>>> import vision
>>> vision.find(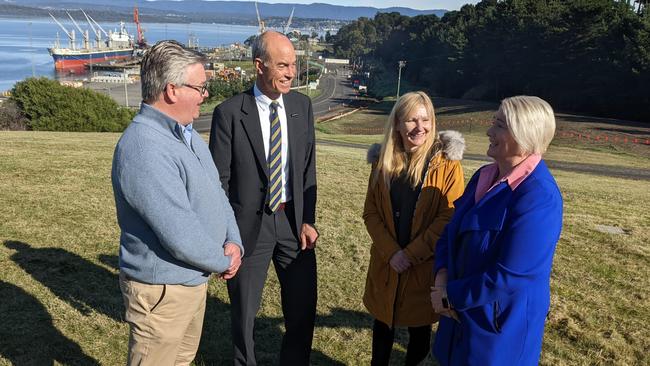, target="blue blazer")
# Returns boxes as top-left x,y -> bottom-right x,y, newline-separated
432,160 -> 563,365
